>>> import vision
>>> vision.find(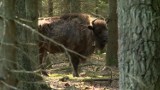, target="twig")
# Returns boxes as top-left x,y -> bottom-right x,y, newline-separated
0,81 -> 19,90
81,78 -> 118,82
